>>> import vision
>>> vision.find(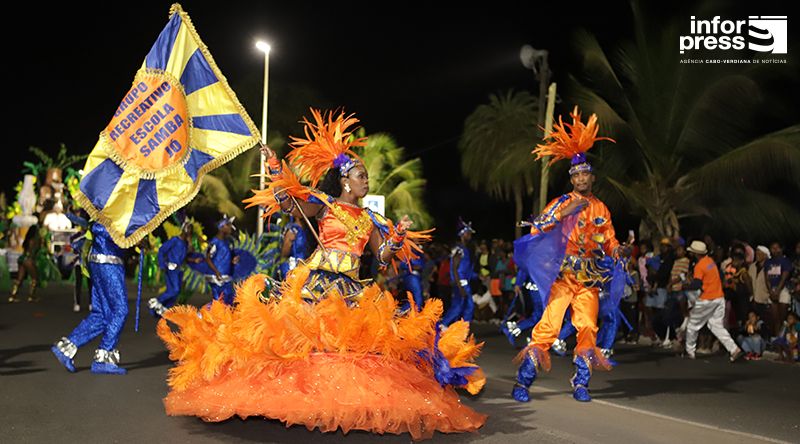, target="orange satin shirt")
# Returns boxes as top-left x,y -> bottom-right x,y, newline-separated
694,256 -> 724,300
533,192 -> 620,259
